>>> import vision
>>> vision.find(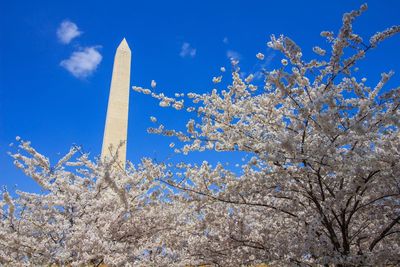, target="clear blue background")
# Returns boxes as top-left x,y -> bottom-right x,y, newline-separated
1,0 -> 399,193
